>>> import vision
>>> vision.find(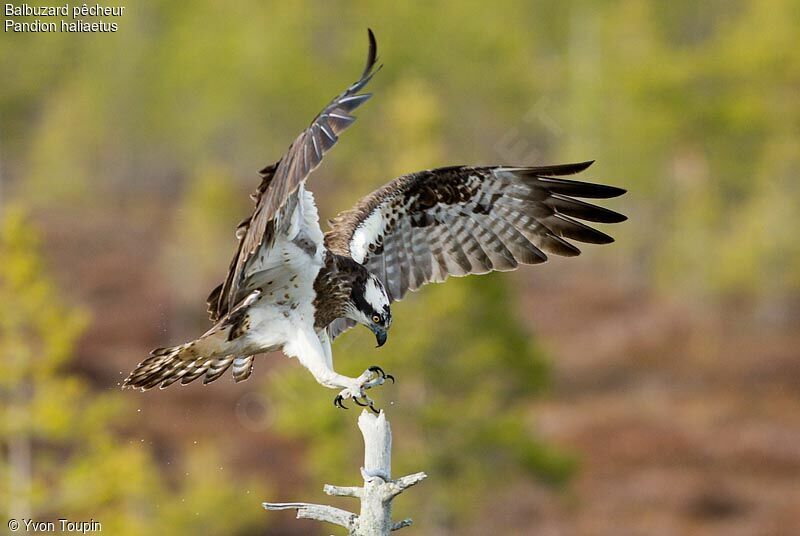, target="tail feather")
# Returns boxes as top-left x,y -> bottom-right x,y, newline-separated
175,356 -> 212,386
161,355 -> 205,388
232,355 -> 255,383
124,289 -> 263,390
203,355 -> 236,384
123,343 -> 189,389
123,337 -> 251,390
